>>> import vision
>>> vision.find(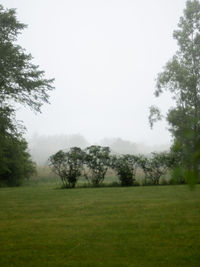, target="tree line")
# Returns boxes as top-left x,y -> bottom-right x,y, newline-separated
49,145 -> 185,188
1,1 -> 200,187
